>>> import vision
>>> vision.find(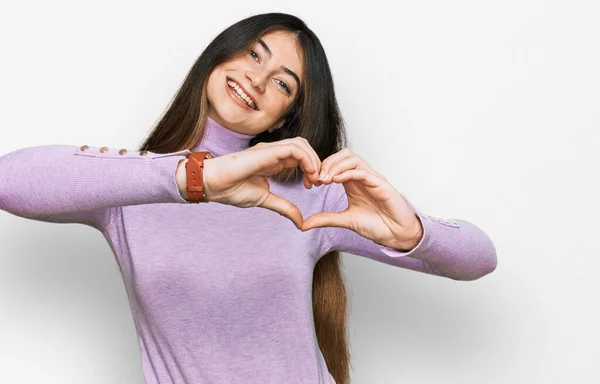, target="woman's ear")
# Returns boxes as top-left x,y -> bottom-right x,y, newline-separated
268,119 -> 285,133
